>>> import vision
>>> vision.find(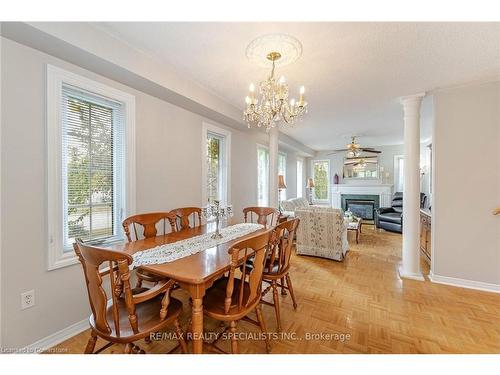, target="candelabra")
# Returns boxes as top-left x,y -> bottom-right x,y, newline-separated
201,200 -> 233,239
